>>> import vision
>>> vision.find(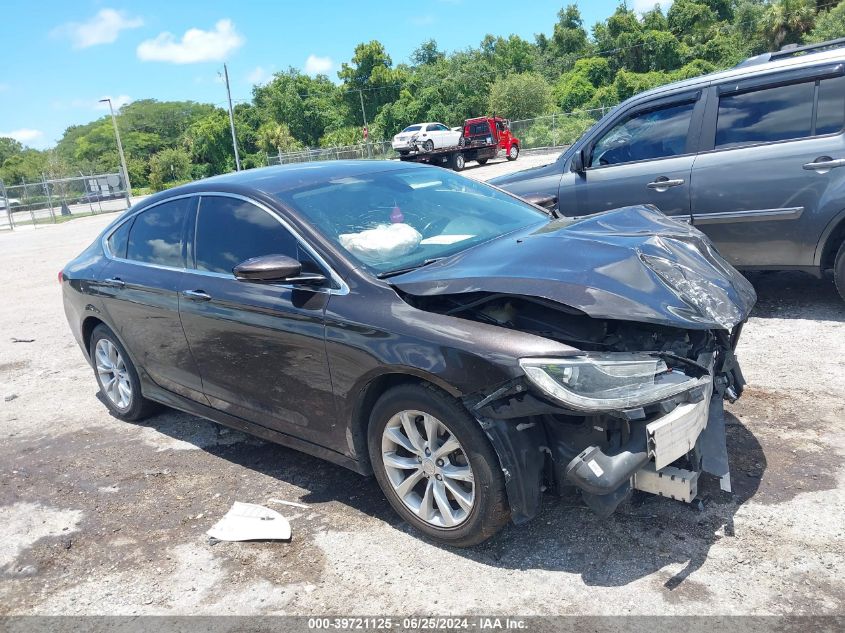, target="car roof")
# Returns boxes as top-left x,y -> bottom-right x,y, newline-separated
156,160 -> 430,199
625,46 -> 845,104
